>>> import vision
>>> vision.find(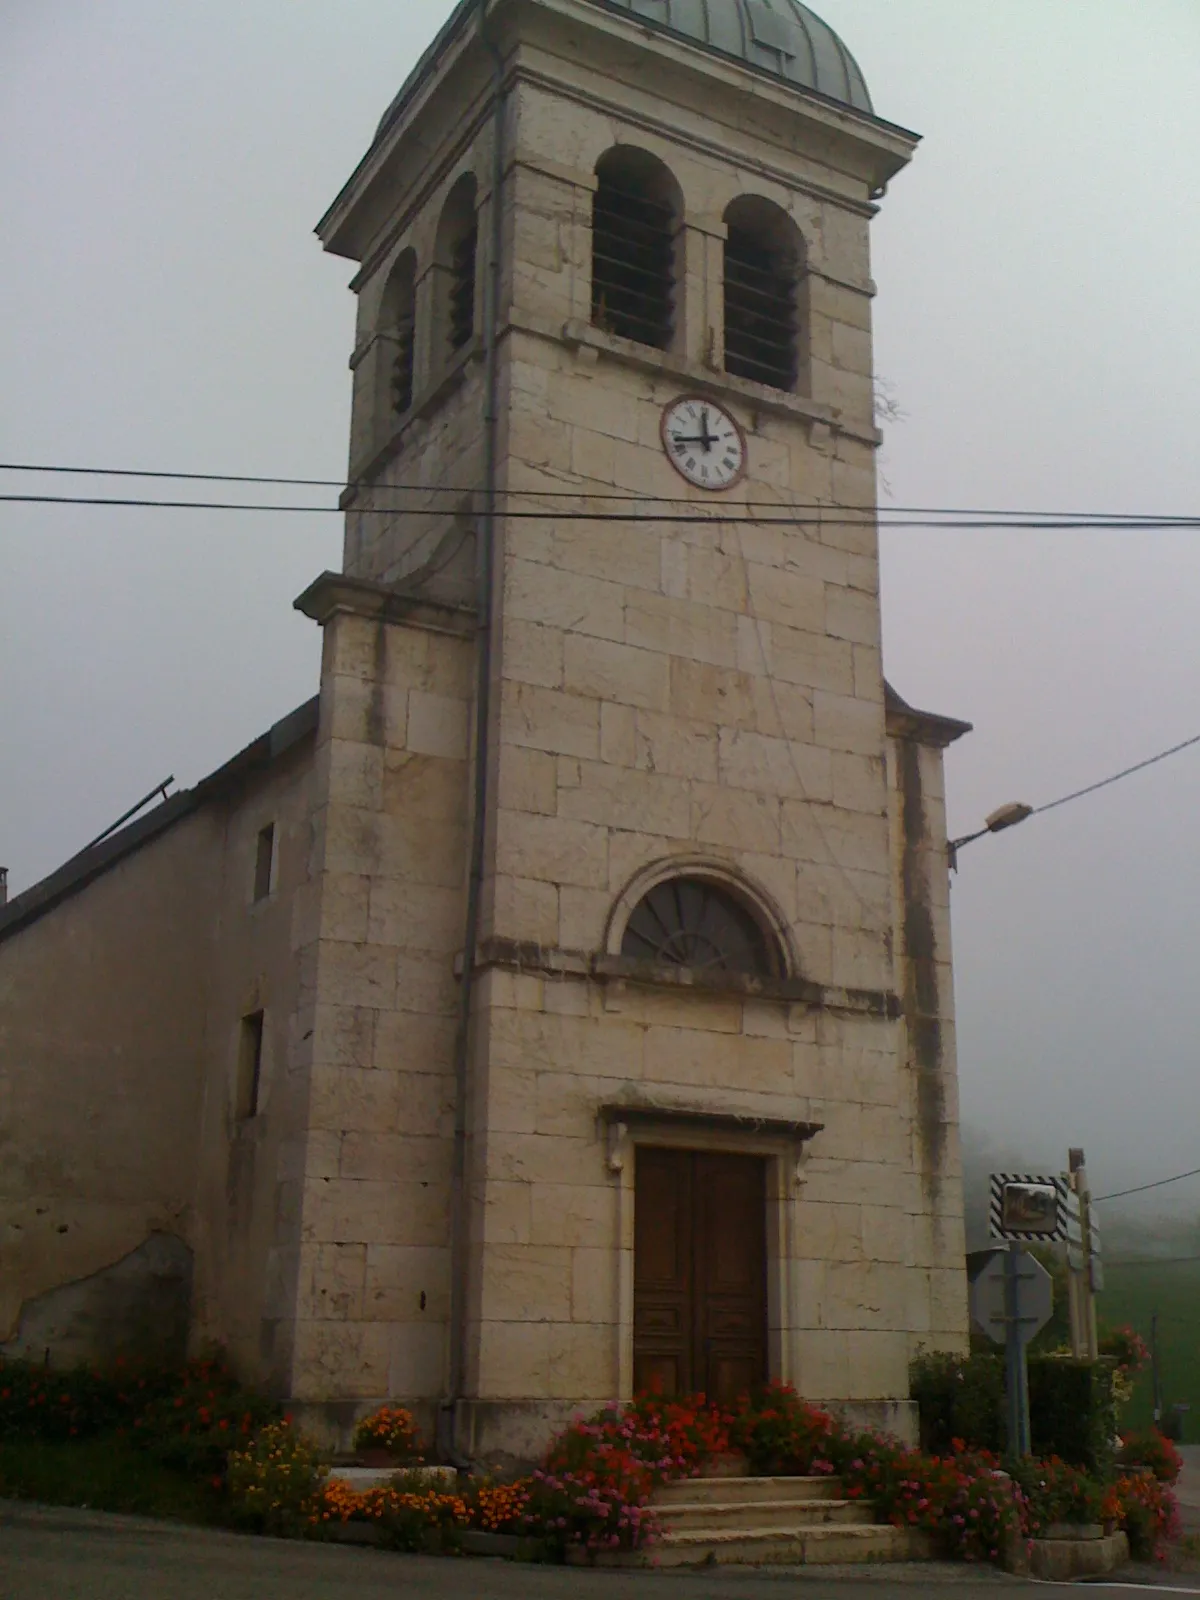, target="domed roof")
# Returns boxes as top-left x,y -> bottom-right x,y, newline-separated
592,0 -> 872,112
